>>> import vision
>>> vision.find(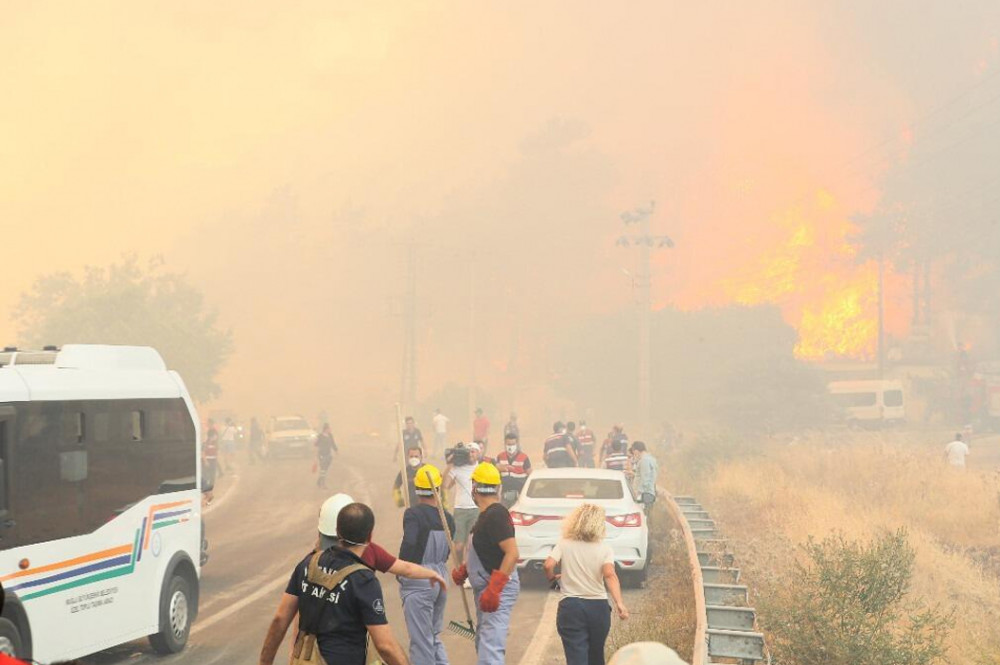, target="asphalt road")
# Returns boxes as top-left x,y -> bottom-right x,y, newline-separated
80,441 -> 646,665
